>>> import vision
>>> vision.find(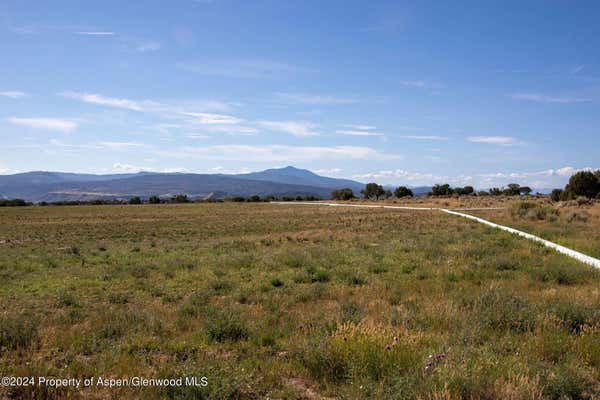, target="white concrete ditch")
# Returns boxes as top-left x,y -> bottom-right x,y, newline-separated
272,201 -> 600,270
